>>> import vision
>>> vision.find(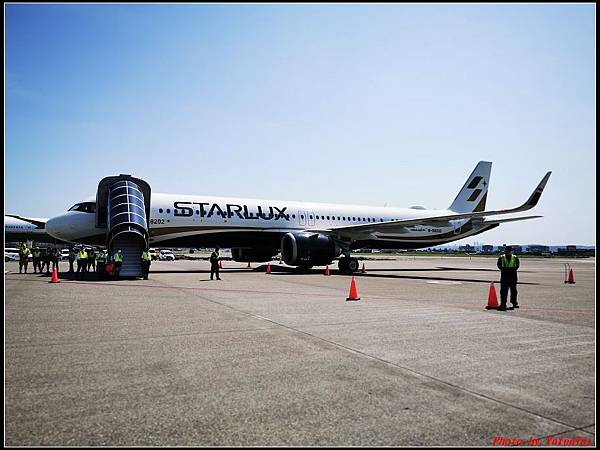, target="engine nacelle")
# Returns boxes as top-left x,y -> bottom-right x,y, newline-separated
231,247 -> 278,263
281,232 -> 339,267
